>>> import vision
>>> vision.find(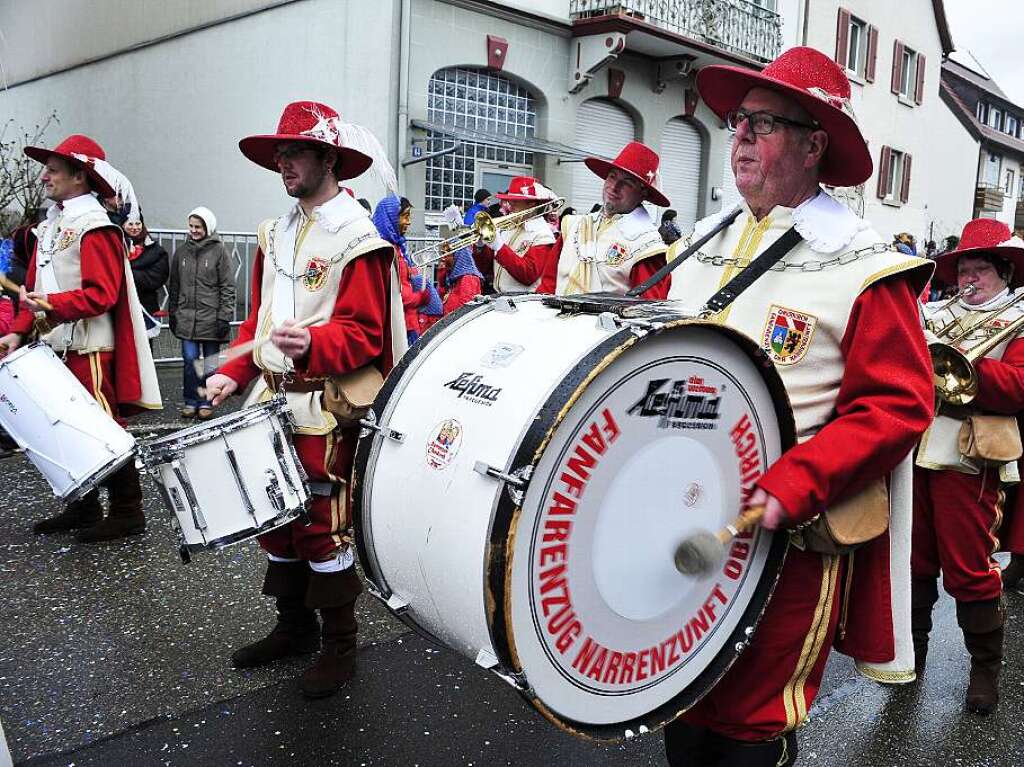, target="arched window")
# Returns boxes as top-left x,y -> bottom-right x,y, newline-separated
572,98 -> 636,212
425,67 -> 537,213
659,117 -> 704,230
